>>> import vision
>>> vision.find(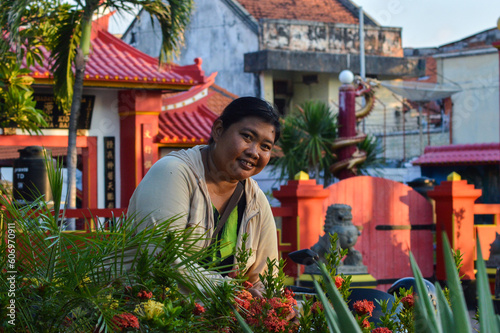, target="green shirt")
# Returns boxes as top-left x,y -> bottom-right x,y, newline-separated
212,204 -> 239,260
